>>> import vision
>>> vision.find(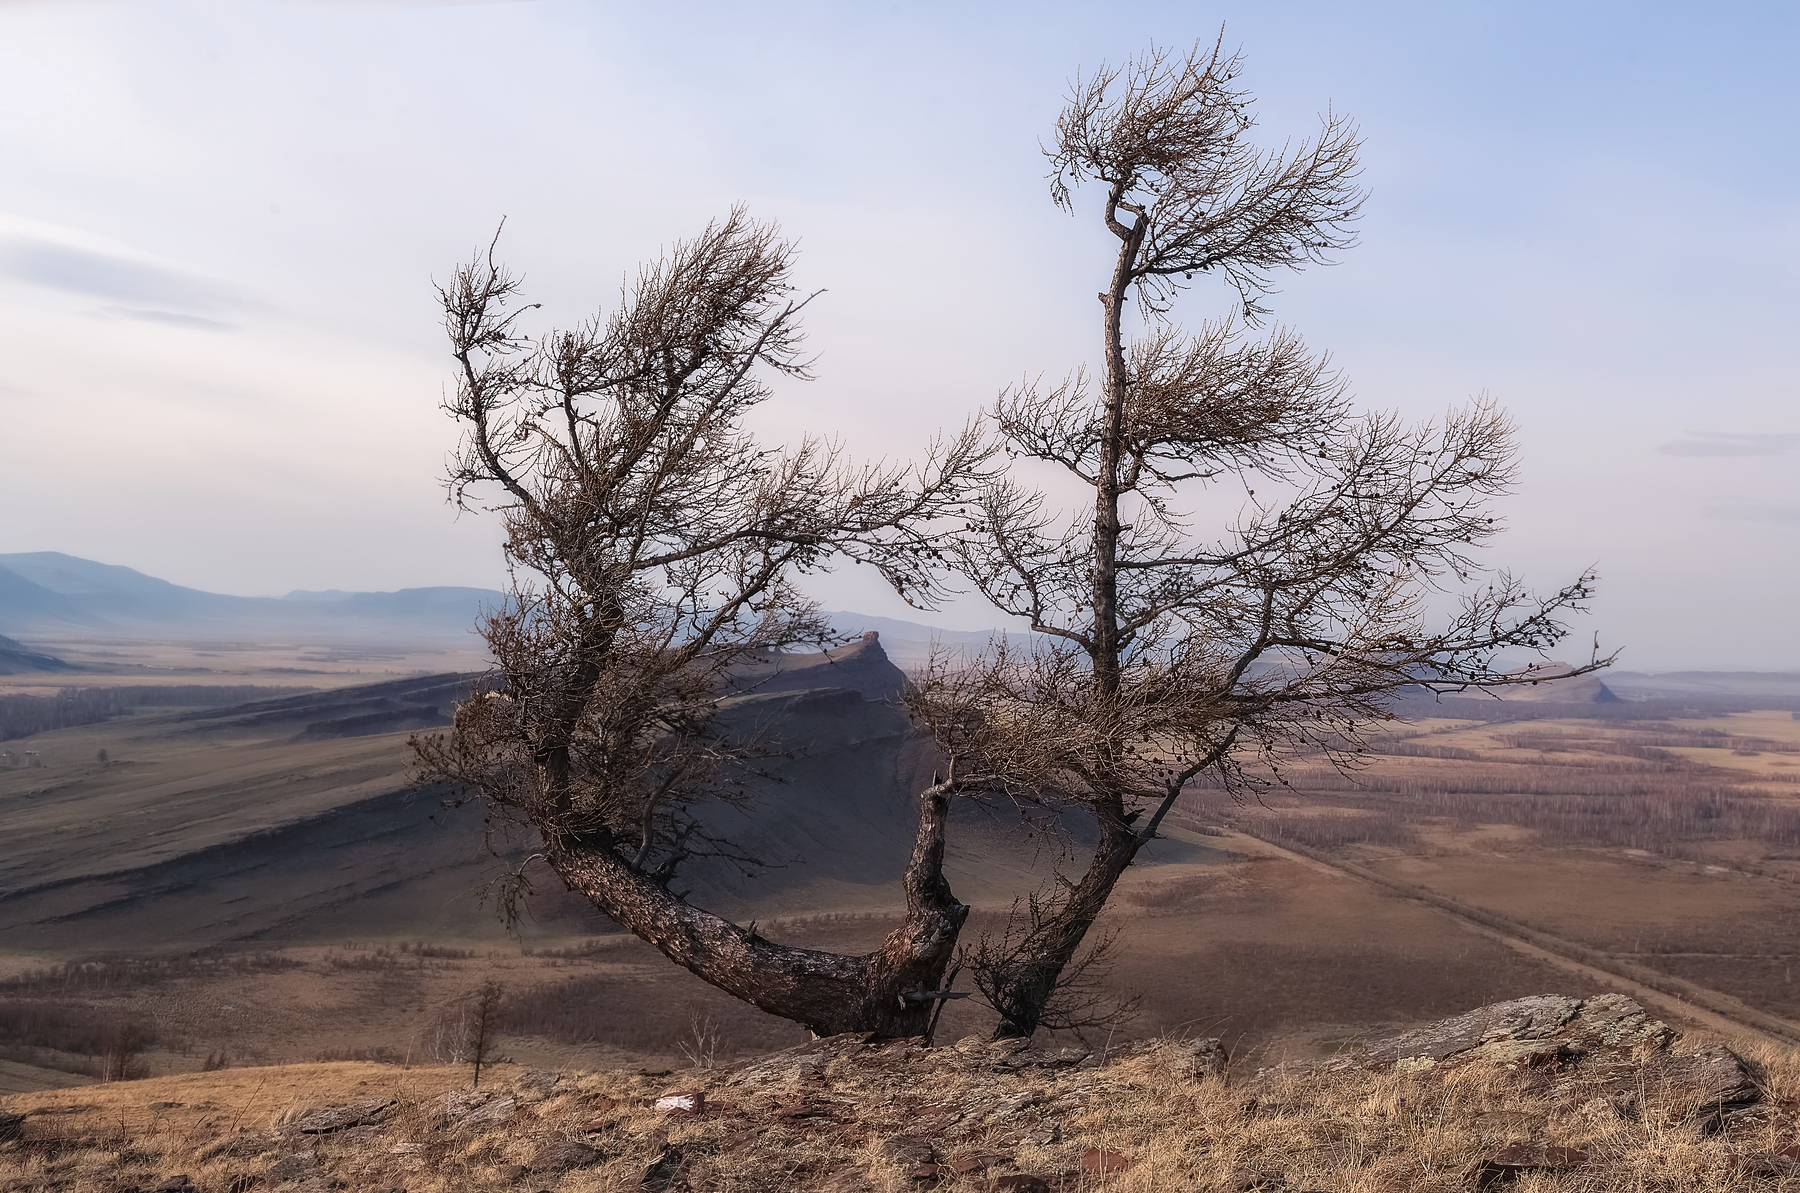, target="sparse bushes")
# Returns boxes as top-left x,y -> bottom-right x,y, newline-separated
312,1045 -> 405,1064
0,1001 -> 155,1079
0,685 -> 313,742
322,942 -> 476,970
416,980 -> 506,1085
519,937 -> 620,960
1233,810 -> 1421,852
0,951 -> 301,995
676,1010 -> 725,1069
1114,872 -> 1235,913
417,1002 -> 478,1066
1191,755 -> 1800,856
97,1022 -> 149,1082
499,973 -> 805,1060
